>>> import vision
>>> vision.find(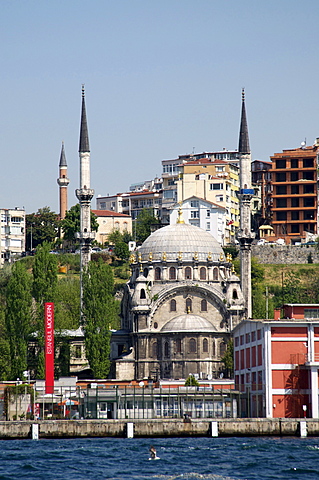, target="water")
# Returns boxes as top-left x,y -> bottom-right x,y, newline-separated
1,436 -> 319,480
